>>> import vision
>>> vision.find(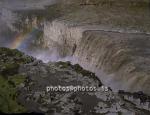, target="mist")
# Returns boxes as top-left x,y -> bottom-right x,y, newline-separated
0,0 -> 63,63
